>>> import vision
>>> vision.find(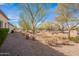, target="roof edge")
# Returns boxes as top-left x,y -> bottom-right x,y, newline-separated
0,10 -> 9,20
